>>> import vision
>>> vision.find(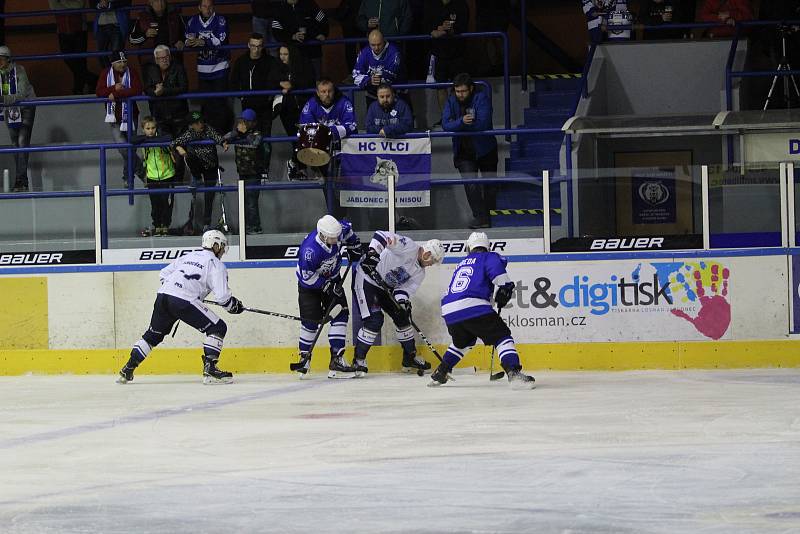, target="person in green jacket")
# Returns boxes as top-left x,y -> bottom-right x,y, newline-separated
140,116 -> 177,236
357,0 -> 412,37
